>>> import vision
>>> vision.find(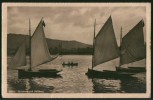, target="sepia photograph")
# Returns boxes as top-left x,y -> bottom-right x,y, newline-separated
2,3 -> 151,98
